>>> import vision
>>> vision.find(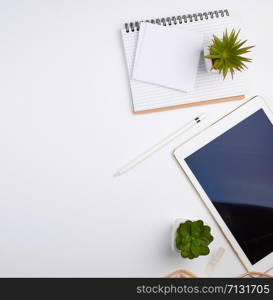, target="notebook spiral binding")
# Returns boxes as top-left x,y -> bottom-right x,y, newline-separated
125,9 -> 229,33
